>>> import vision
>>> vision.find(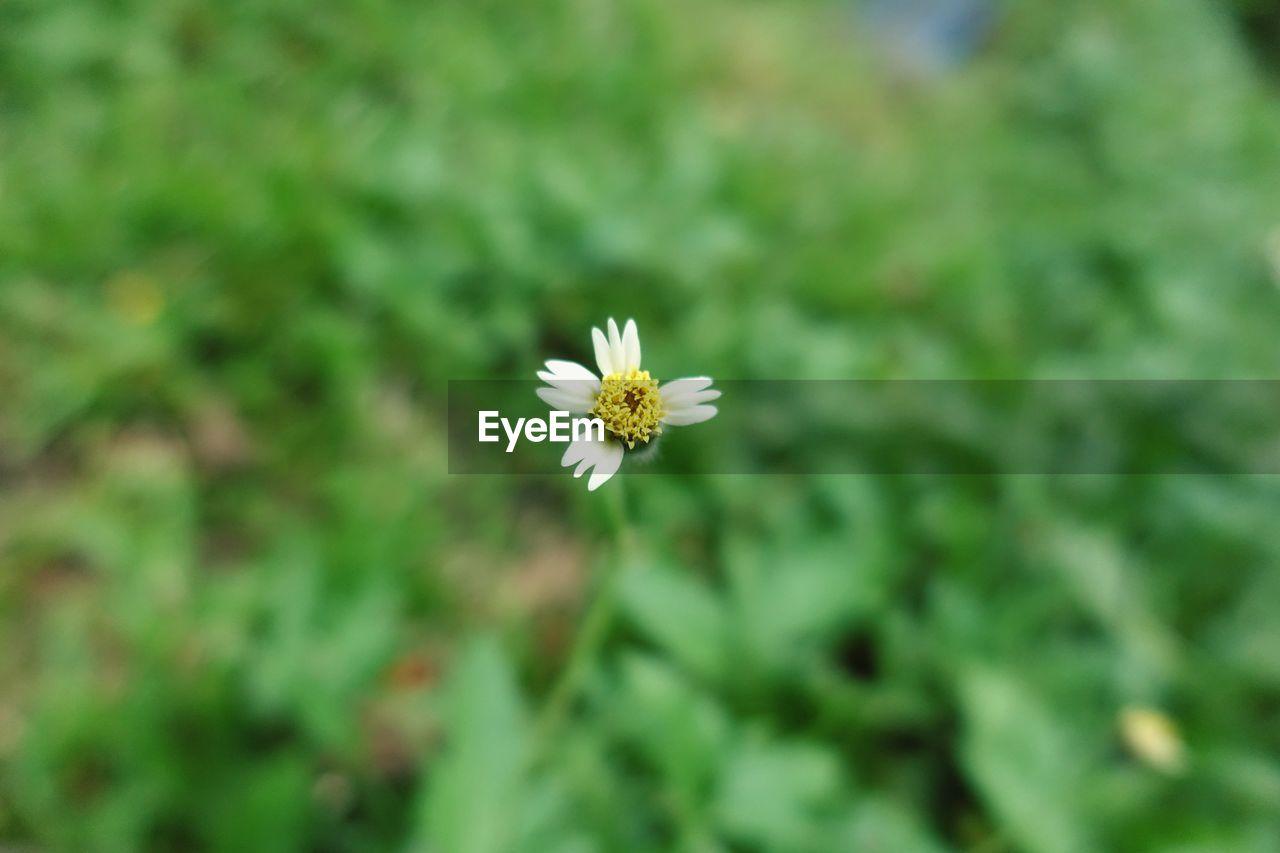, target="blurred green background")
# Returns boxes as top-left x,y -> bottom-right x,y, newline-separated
3,0 -> 1280,850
